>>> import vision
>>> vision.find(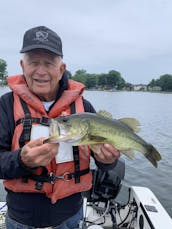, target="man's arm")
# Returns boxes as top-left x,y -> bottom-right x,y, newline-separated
0,93 -> 32,179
